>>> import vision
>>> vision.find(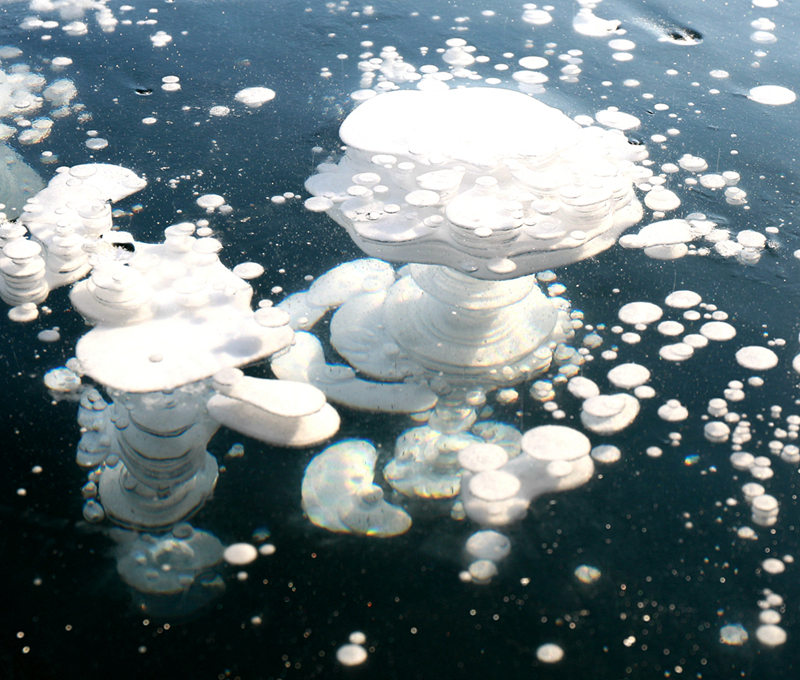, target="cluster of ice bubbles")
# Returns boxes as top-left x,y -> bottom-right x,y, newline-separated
2,12 -> 799,660
0,46 -> 82,226
1,160 -> 341,600
294,33 -> 796,652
